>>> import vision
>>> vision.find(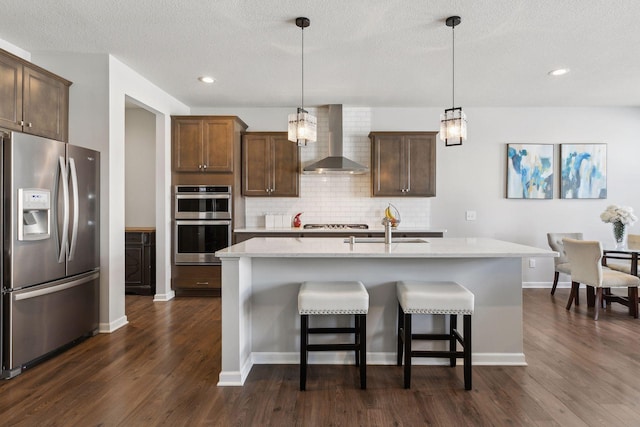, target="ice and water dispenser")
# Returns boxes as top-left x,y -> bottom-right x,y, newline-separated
18,188 -> 51,241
